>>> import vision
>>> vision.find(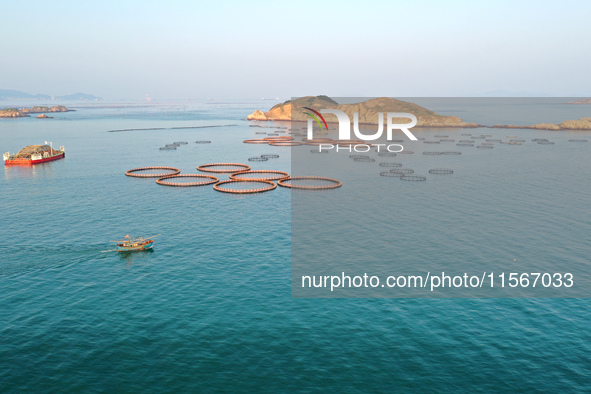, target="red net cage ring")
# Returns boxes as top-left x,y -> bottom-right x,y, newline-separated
268,141 -> 304,146
156,174 -> 219,186
125,166 -> 181,178
197,163 -> 251,173
243,139 -> 270,144
213,179 -> 277,194
230,170 -> 290,181
277,176 -> 342,190
263,136 -> 293,141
